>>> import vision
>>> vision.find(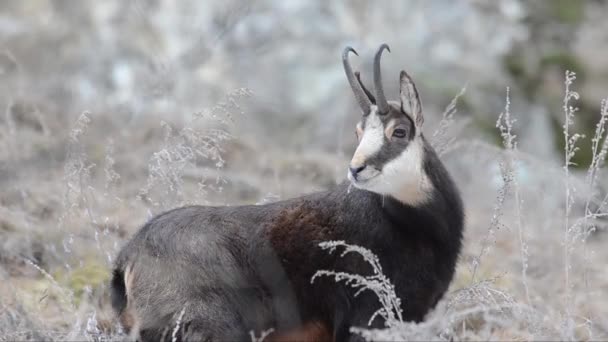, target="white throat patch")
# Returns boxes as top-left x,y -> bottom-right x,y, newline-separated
371,138 -> 432,206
